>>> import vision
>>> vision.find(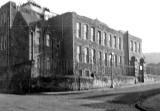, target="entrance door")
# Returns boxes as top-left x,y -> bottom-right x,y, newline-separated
139,58 -> 144,82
